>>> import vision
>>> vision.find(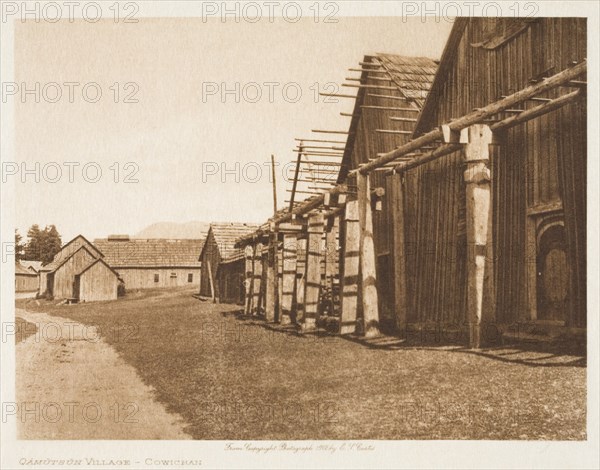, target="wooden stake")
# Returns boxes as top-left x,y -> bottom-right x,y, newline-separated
207,261 -> 216,303
244,245 -> 253,315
